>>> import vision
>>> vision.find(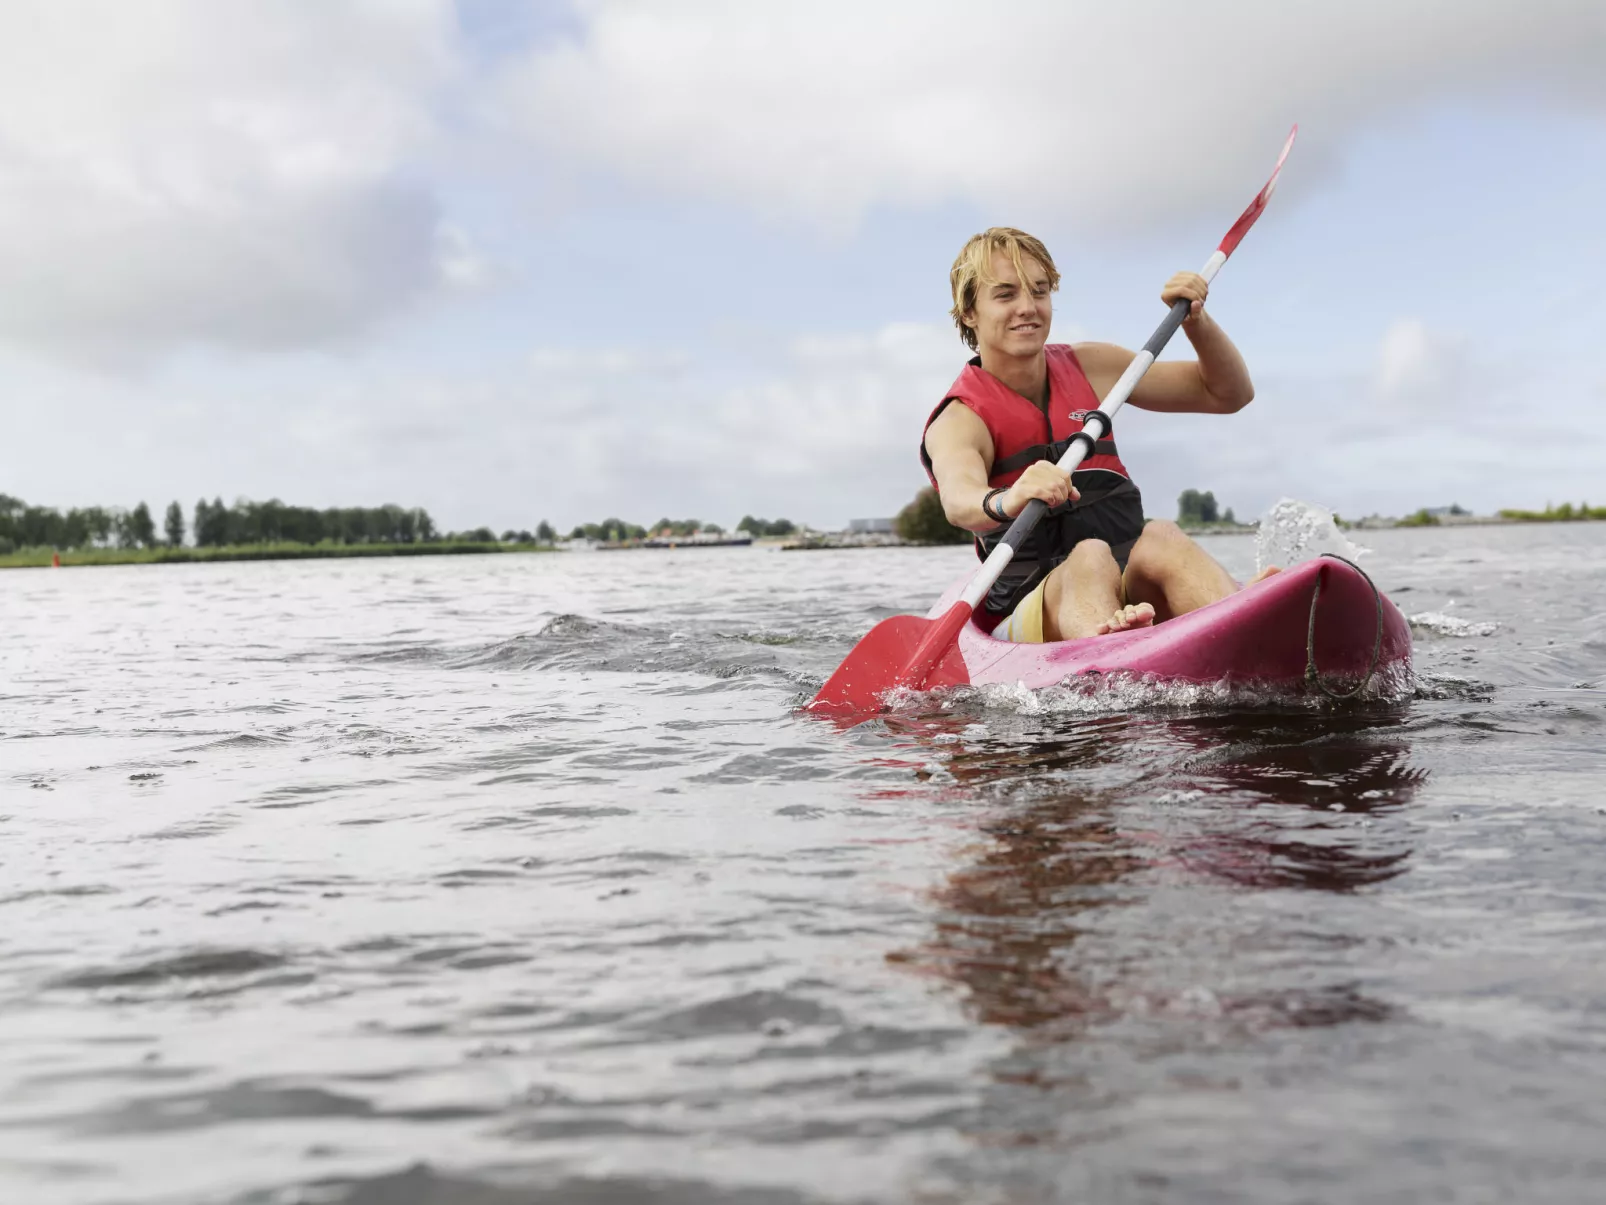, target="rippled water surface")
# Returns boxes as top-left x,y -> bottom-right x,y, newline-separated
3,525 -> 1605,1204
